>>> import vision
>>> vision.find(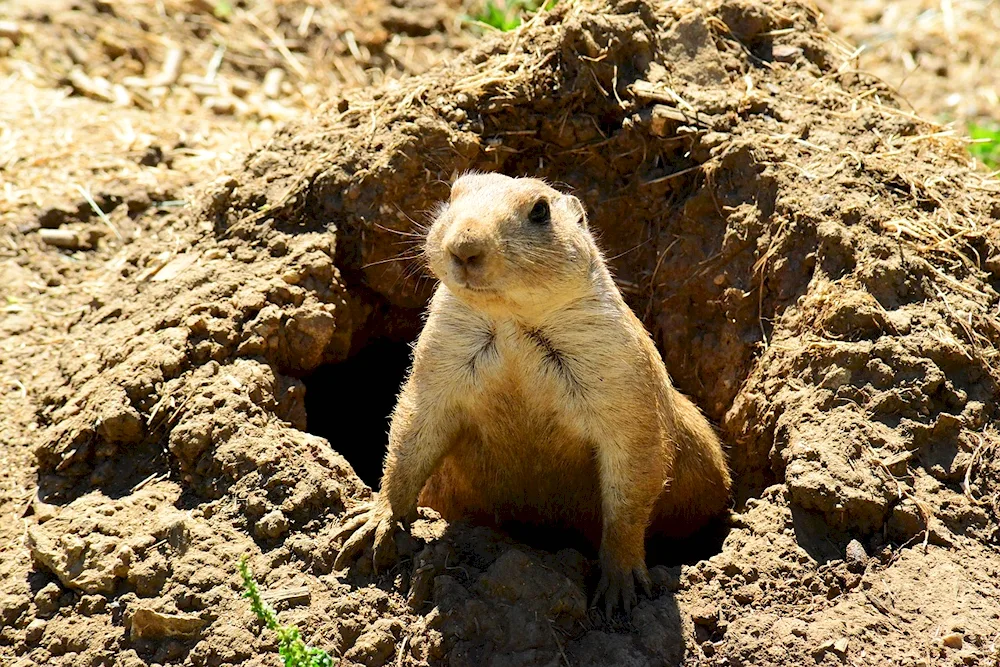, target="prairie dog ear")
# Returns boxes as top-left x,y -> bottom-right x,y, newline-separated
561,194 -> 589,230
